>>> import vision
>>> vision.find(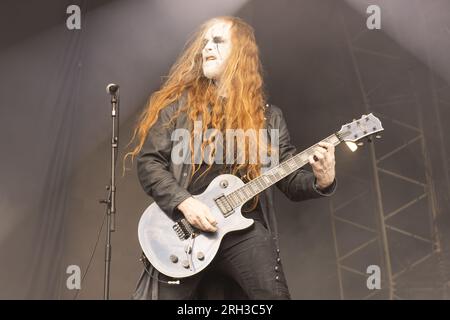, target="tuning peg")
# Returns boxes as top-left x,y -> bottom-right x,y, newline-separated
375,134 -> 382,139
357,141 -> 364,147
